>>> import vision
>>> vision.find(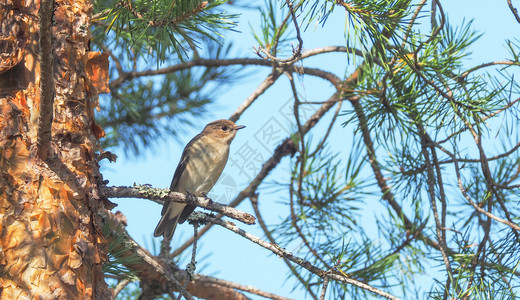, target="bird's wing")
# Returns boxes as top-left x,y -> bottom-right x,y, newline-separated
161,134 -> 200,216
178,205 -> 196,223
169,133 -> 202,191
